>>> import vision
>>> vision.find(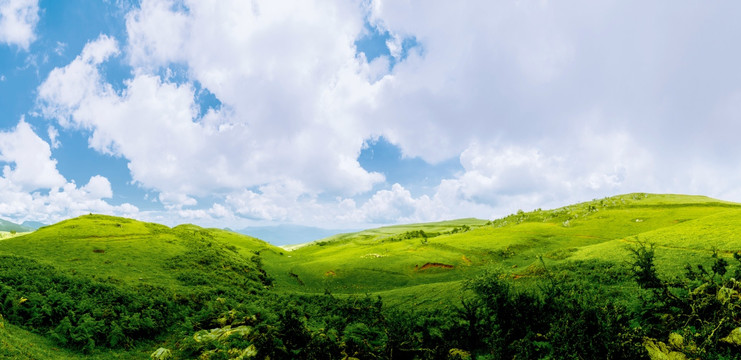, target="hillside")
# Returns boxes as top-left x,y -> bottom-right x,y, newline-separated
263,193 -> 741,302
0,214 -> 280,290
2,194 -> 741,359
